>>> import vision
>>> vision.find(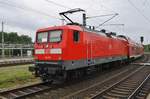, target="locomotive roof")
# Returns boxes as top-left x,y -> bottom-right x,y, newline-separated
36,25 -> 143,47
37,25 -> 84,32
